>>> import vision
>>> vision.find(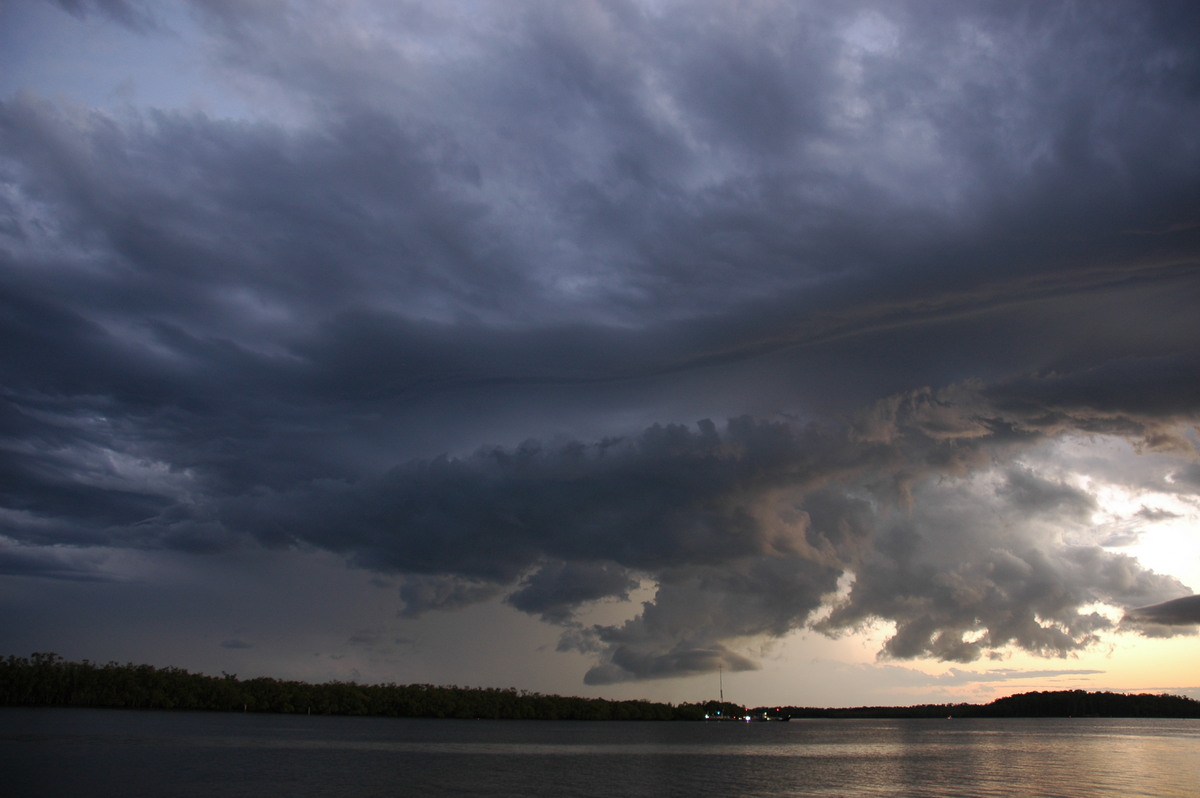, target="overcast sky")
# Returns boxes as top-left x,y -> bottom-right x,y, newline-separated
2,0 -> 1199,707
